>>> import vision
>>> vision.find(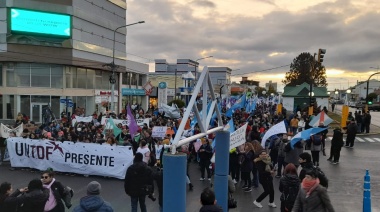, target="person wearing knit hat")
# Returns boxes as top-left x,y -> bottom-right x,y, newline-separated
73,181 -> 113,212
87,181 -> 101,195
